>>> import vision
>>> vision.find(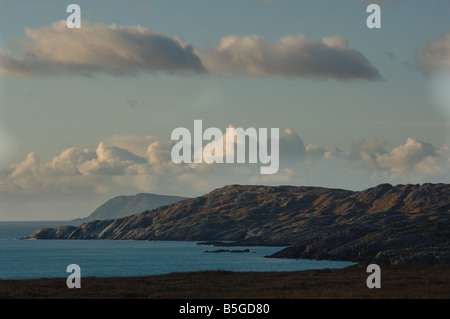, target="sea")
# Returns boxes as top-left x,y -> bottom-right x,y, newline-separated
0,221 -> 356,280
